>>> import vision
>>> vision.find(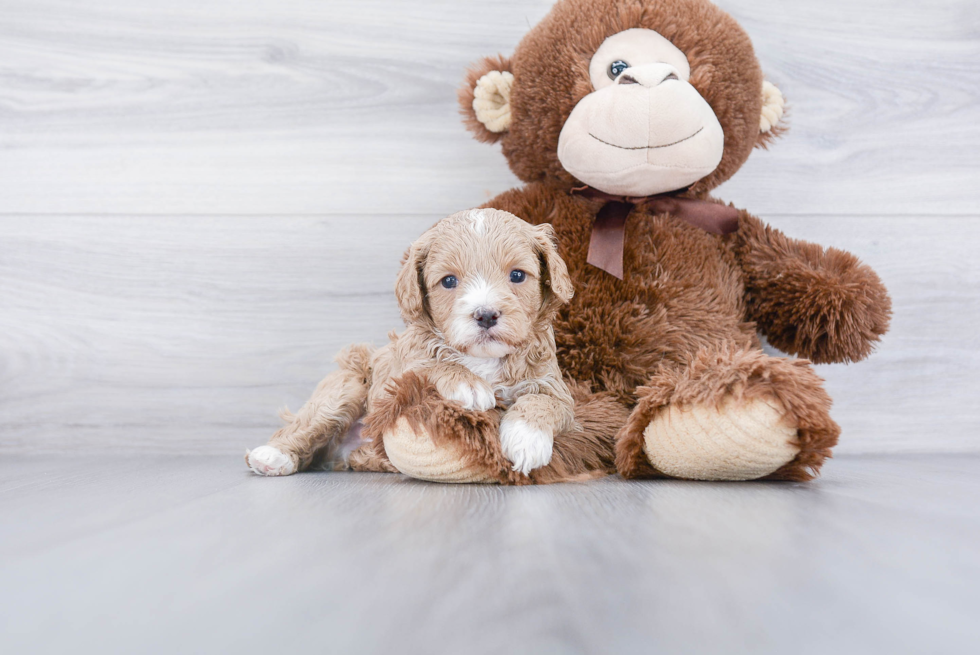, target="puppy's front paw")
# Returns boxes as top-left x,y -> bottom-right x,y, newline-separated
500,415 -> 553,475
445,380 -> 496,411
245,445 -> 297,476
